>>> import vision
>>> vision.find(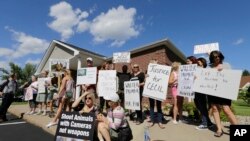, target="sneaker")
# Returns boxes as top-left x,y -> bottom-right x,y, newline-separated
35,110 -> 42,115
179,119 -> 188,124
173,120 -> 178,124
46,121 -> 58,128
42,111 -> 47,116
28,111 -> 35,115
196,124 -> 208,130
